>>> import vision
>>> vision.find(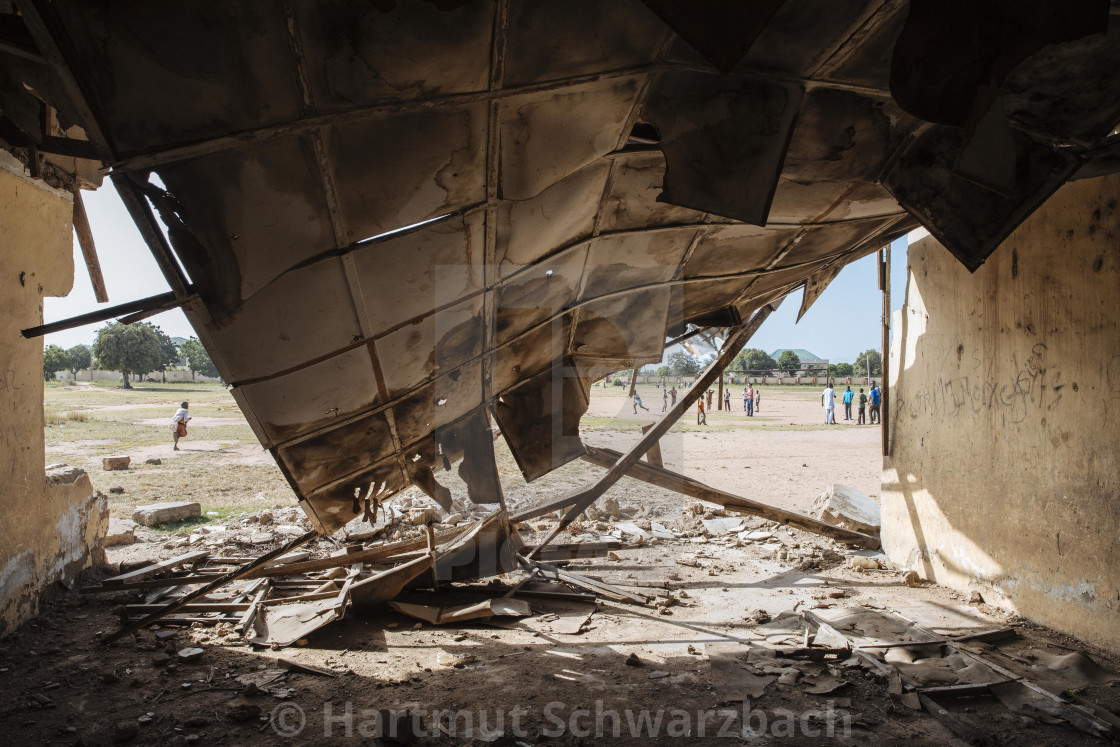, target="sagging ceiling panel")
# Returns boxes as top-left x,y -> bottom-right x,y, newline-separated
8,0 -> 1119,533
